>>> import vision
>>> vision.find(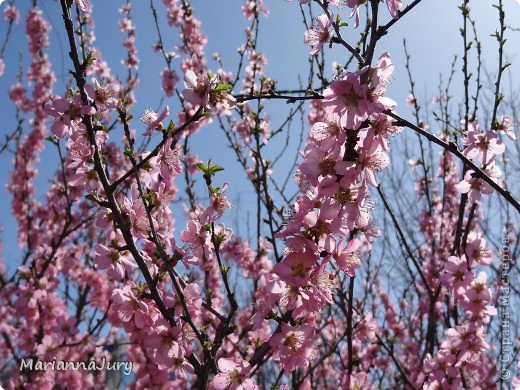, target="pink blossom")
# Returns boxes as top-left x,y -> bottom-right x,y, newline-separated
183,69 -> 236,112
439,256 -> 473,296
454,170 -> 495,203
158,138 -> 183,179
111,285 -> 156,329
273,251 -> 317,287
144,322 -> 184,366
45,95 -> 95,138
212,357 -> 256,390
85,79 -> 120,111
67,164 -> 103,192
76,0 -> 90,13
367,52 -> 396,112
461,271 -> 496,315
304,14 -> 333,56
344,133 -> 390,187
309,113 -> 346,151
462,124 -> 505,165
183,70 -> 214,107
3,4 -> 20,24
342,372 -> 376,390
269,323 -> 316,373
464,234 -> 492,266
299,143 -> 350,185
405,94 -> 416,106
499,116 -> 516,140
370,113 -> 402,151
242,0 -> 269,20
94,244 -> 137,280
322,70 -> 369,129
161,68 -> 179,97
140,106 -> 169,136
385,0 -> 402,18
335,238 -> 361,276
26,9 -> 51,54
